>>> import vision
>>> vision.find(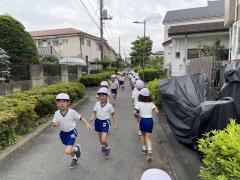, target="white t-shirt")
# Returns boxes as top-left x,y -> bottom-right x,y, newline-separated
132,88 -> 140,106
93,102 -> 115,120
135,102 -> 156,118
53,108 -> 82,132
110,80 -> 118,89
